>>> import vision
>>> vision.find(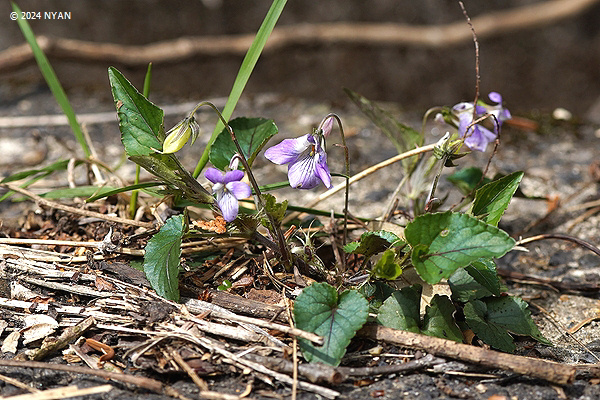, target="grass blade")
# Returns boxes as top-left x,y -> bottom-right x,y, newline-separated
11,2 -> 91,157
193,0 -> 287,178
